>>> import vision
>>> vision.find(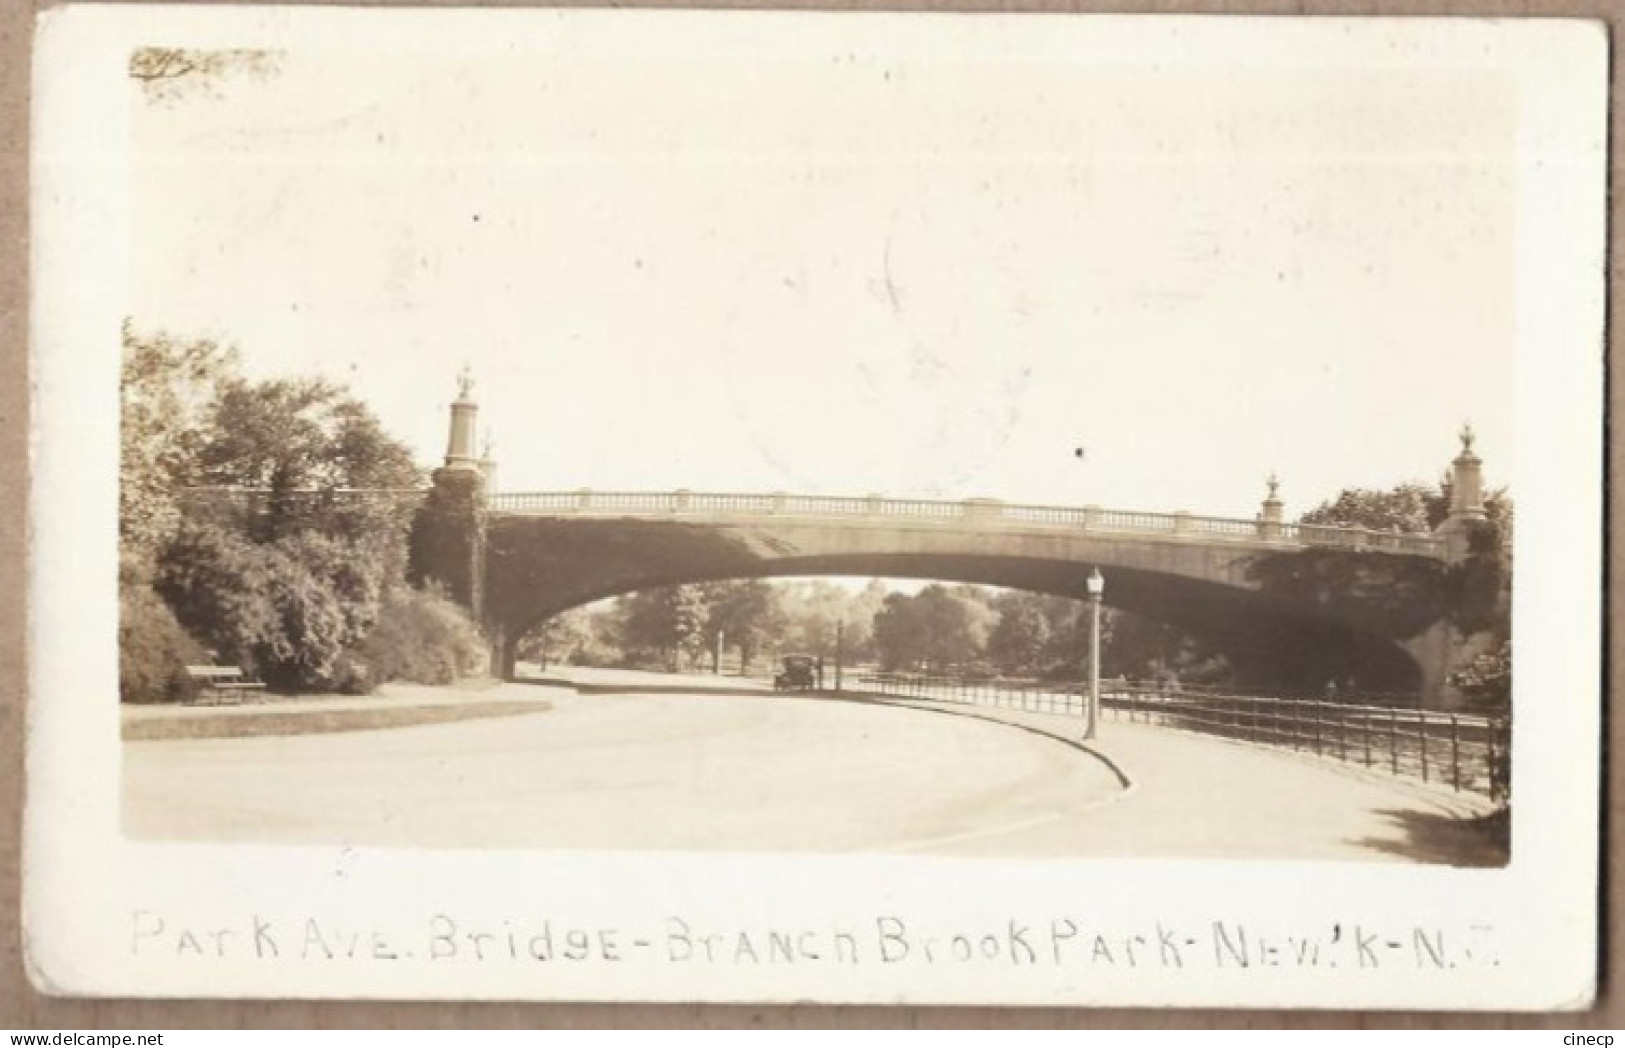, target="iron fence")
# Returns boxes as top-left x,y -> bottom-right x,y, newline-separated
850,674 -> 1509,802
